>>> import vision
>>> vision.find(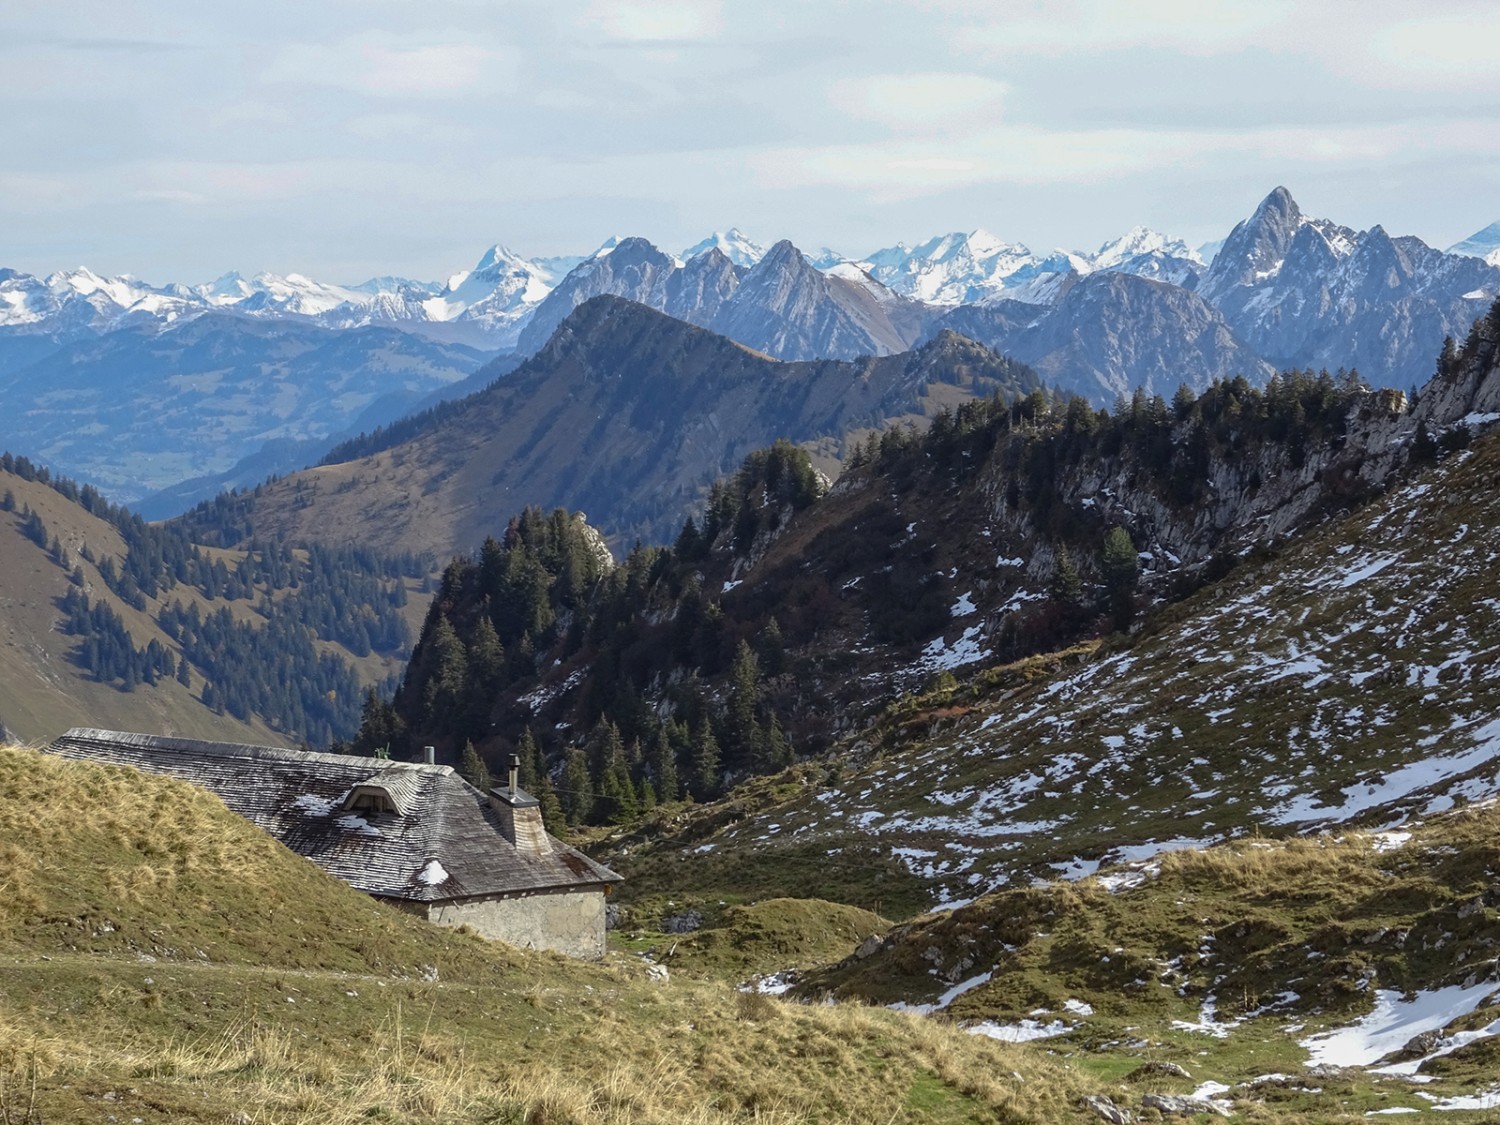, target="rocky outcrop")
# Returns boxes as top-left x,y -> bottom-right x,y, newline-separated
927,273 -> 1273,403
1199,188 -> 1500,389
519,237 -> 934,362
